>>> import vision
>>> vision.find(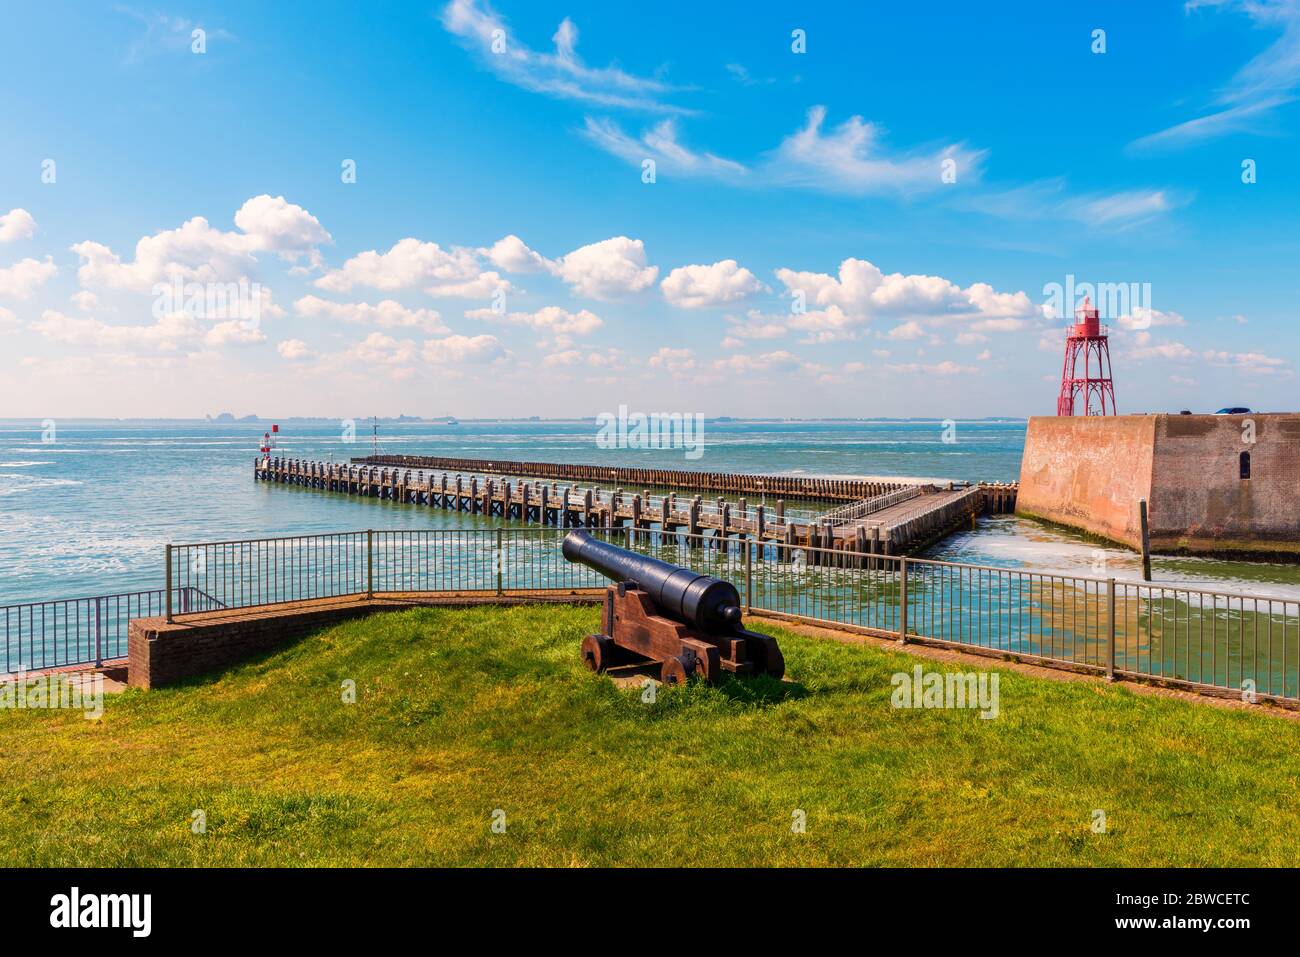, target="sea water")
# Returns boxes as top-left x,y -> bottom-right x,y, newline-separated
1,418 -> 1297,606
